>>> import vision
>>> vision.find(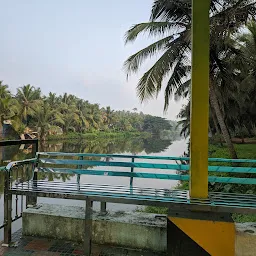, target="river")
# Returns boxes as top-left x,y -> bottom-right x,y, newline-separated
0,135 -> 187,240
